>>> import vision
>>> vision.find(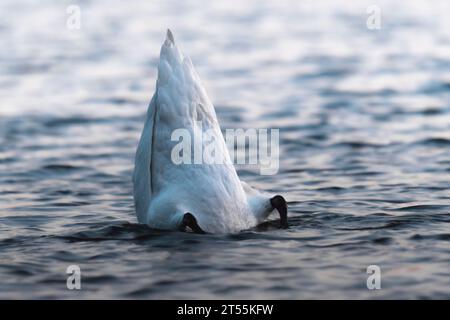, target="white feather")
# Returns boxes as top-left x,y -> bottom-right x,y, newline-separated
133,30 -> 276,233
